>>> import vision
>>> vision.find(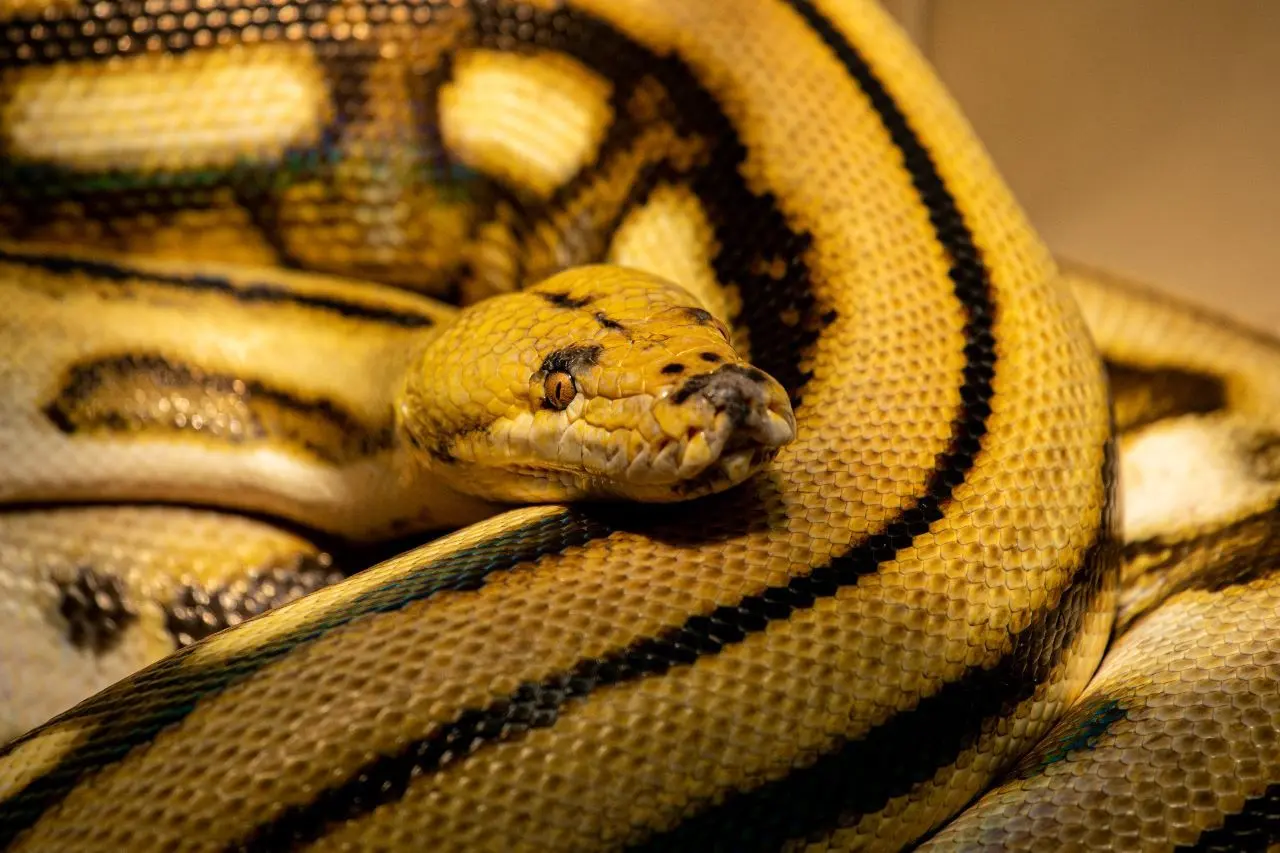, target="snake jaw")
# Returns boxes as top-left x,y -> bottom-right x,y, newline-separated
399,267 -> 796,503
565,361 -> 798,499
650,363 -> 796,496
423,362 -> 795,504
